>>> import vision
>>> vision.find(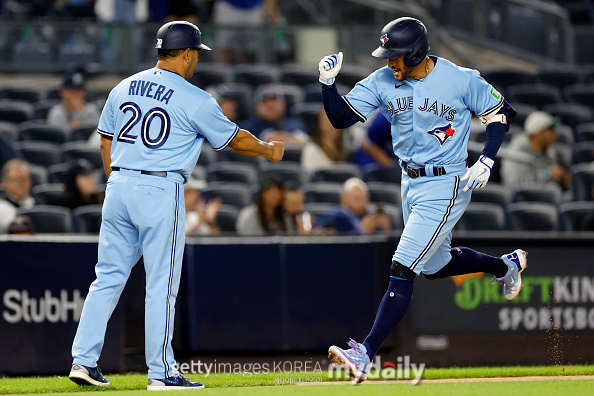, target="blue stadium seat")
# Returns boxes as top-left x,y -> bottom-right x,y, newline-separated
506,84 -> 563,109
311,163 -> 362,183
481,68 -> 535,90
18,121 -> 69,144
536,66 -> 580,90
31,183 -> 65,205
0,100 -> 32,123
575,122 -> 594,142
201,182 -> 252,209
32,99 -> 61,120
468,183 -> 512,210
362,163 -> 401,185
16,205 -> 72,233
255,83 -> 304,116
61,141 -> 103,168
367,182 -> 401,206
232,64 -> 280,88
214,204 -> 240,234
456,202 -> 507,231
72,204 -> 103,233
571,163 -> 594,201
303,182 -> 343,204
14,141 -> 62,167
280,144 -> 303,163
512,182 -> 563,205
189,63 -> 232,89
258,162 -> 305,187
565,84 -> 594,109
559,201 -> 594,231
573,141 -> 594,164
543,103 -> 593,127
0,86 -> 44,103
507,202 -> 559,231
206,162 -> 258,185
291,102 -> 323,132
207,83 -> 254,122
280,63 -> 317,86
